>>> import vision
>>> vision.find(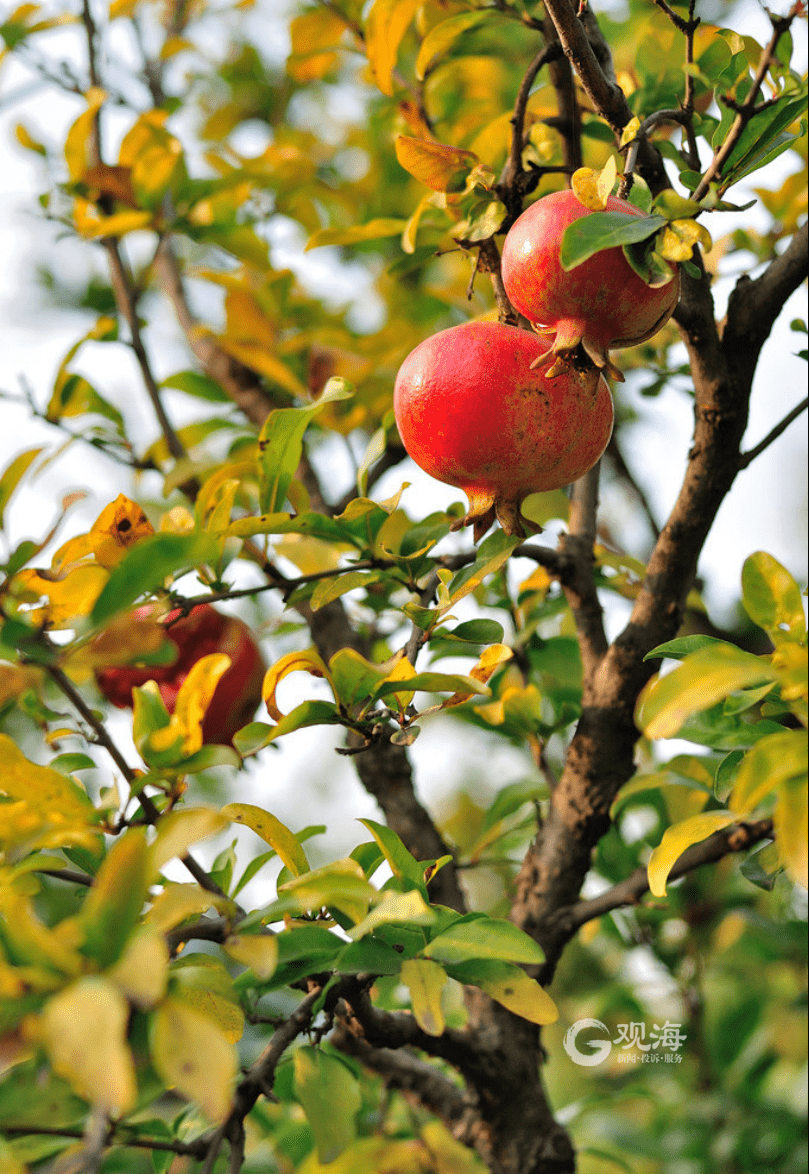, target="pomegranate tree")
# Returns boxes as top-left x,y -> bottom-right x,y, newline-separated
96,604 -> 266,746
501,189 -> 679,379
393,321 -> 613,540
